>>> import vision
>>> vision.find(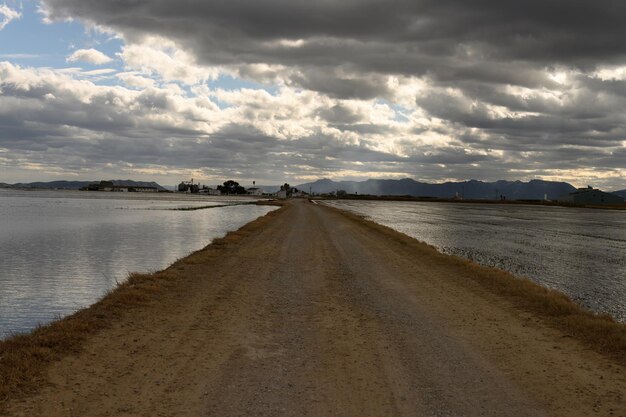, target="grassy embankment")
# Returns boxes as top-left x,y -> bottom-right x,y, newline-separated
322,203 -> 626,365
0,202 -> 284,405
169,202 -> 257,211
